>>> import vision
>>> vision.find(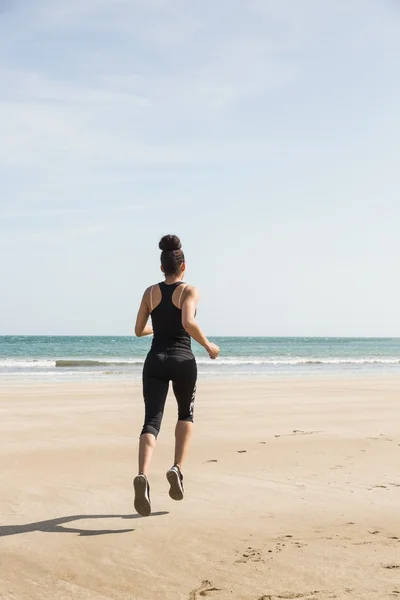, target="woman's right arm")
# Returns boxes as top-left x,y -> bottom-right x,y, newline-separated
181,287 -> 219,359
